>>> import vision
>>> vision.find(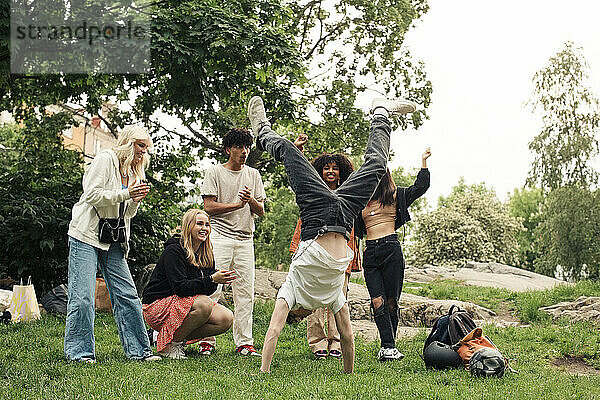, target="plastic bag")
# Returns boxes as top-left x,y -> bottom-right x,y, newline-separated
8,277 -> 41,322
0,289 -> 12,312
